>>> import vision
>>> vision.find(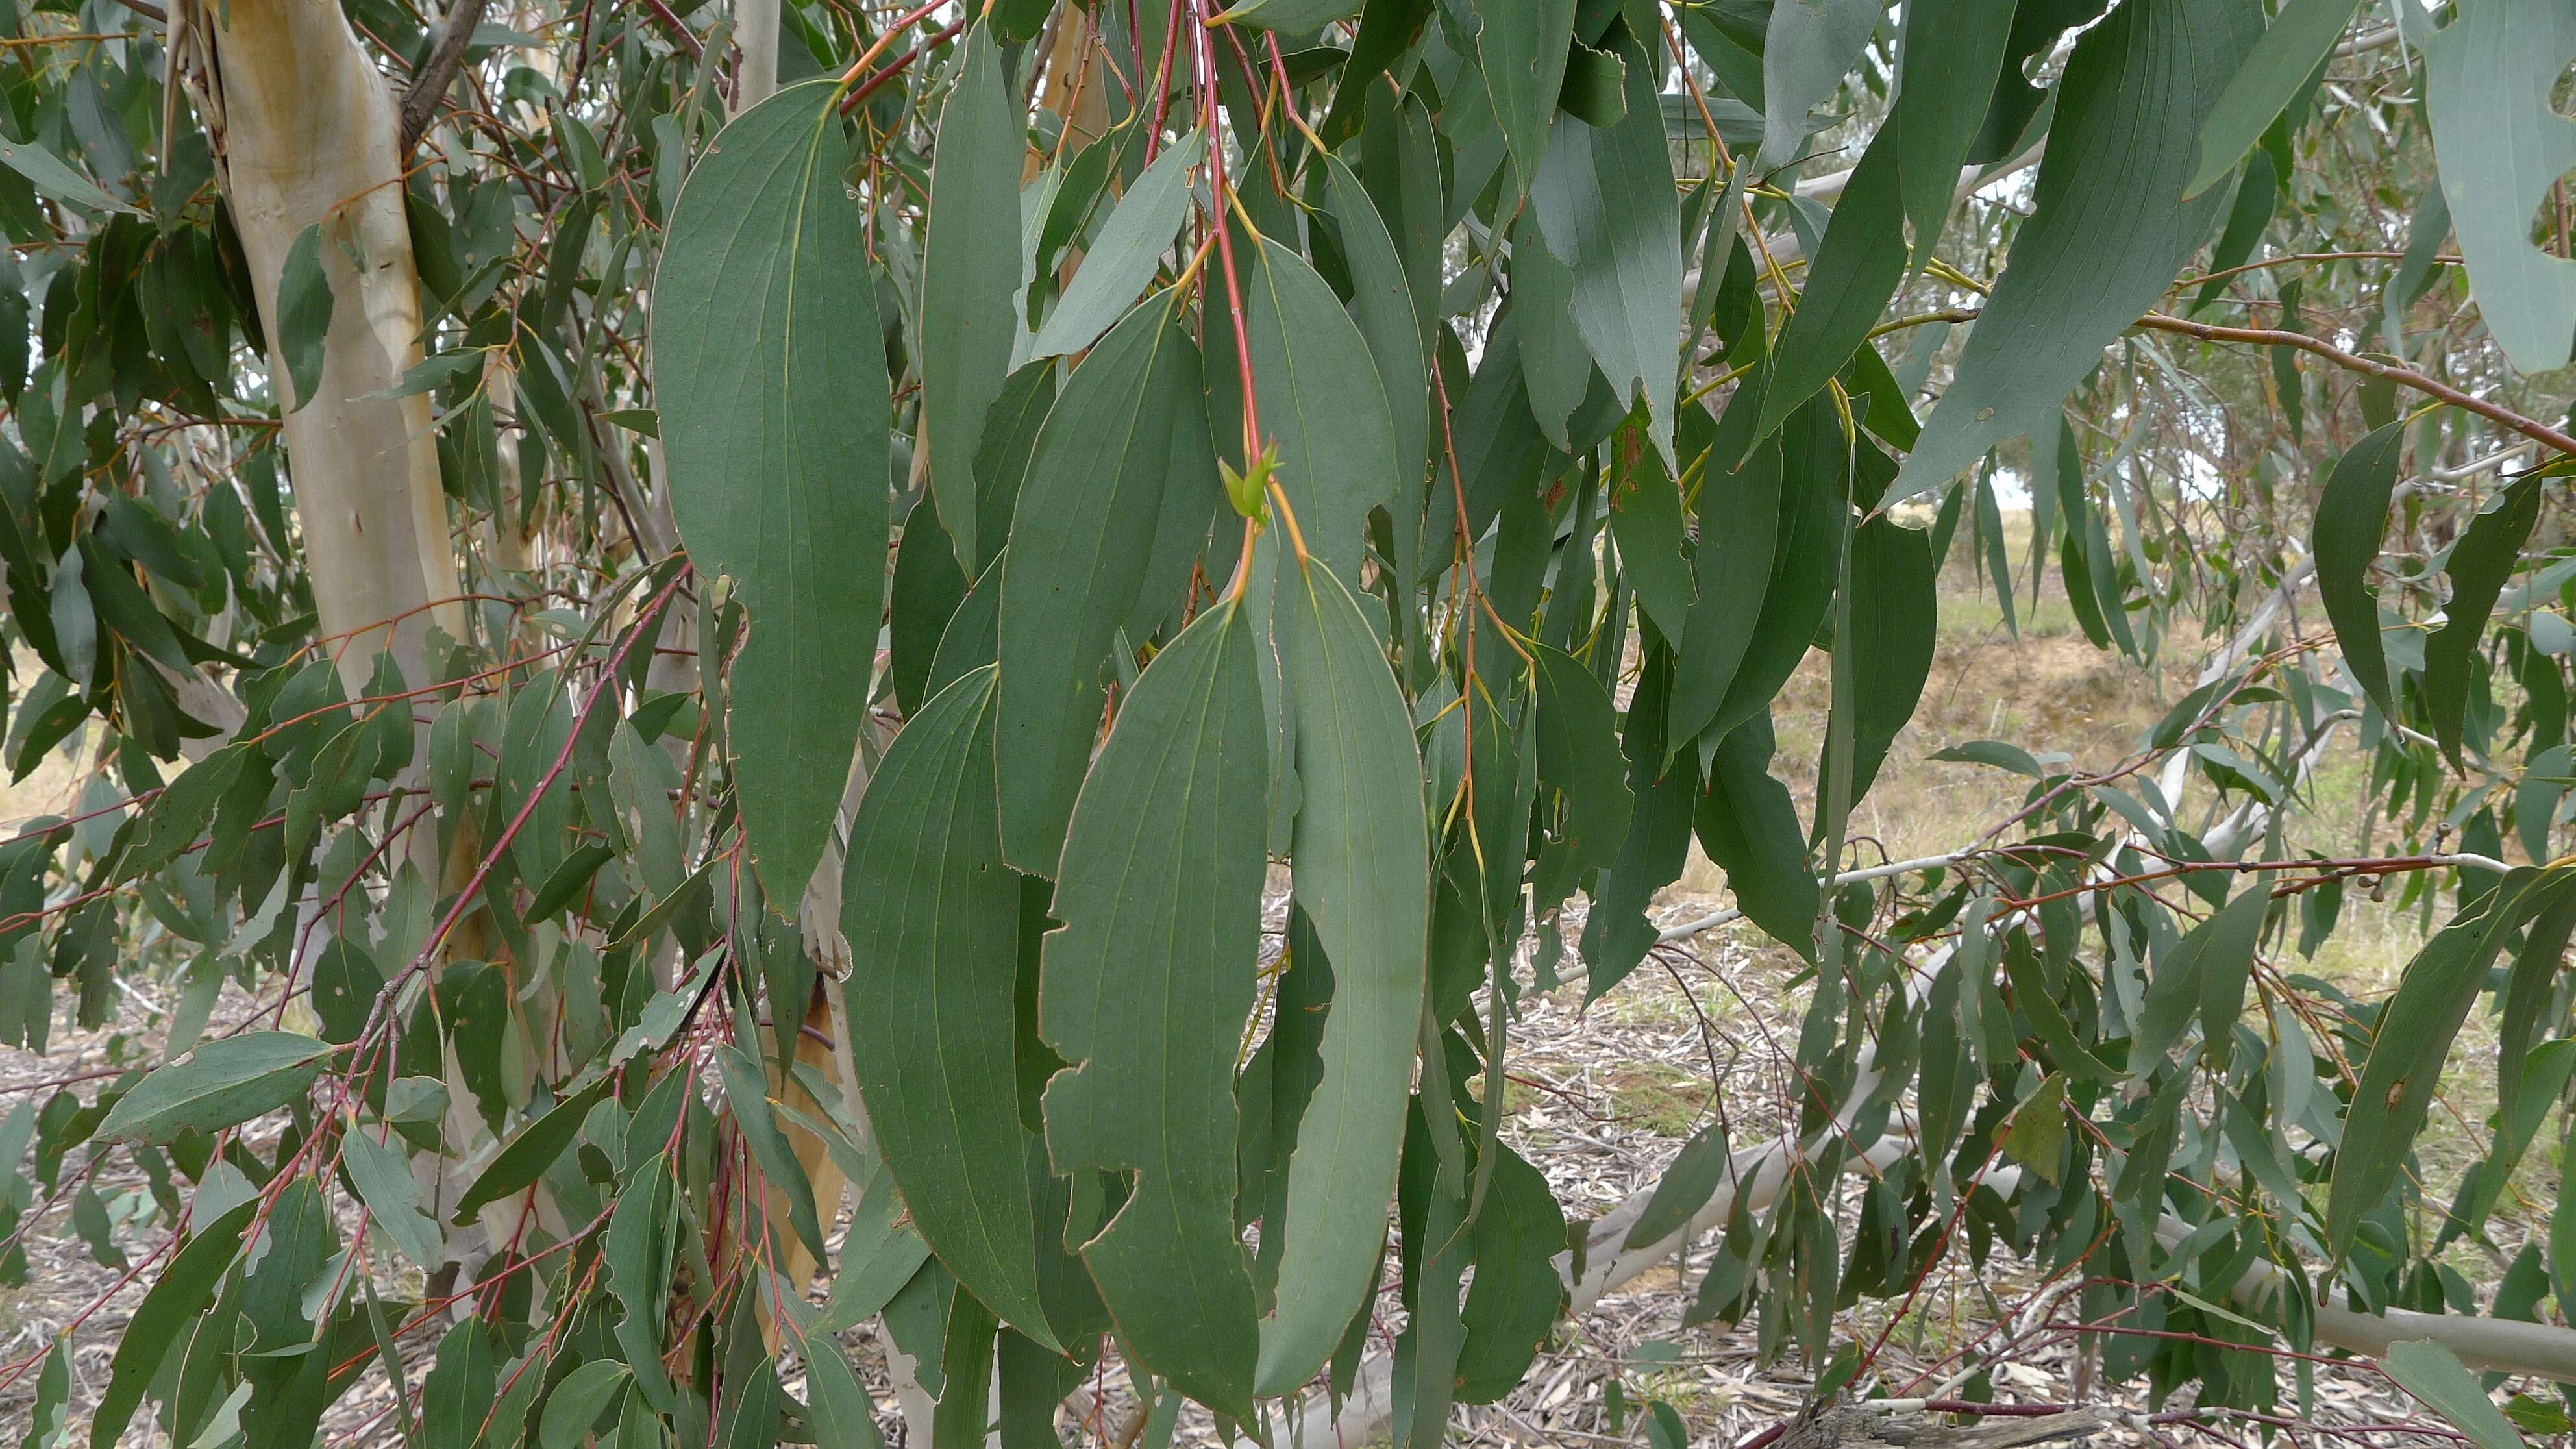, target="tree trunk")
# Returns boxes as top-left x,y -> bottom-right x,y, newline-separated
183,0 -> 461,697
